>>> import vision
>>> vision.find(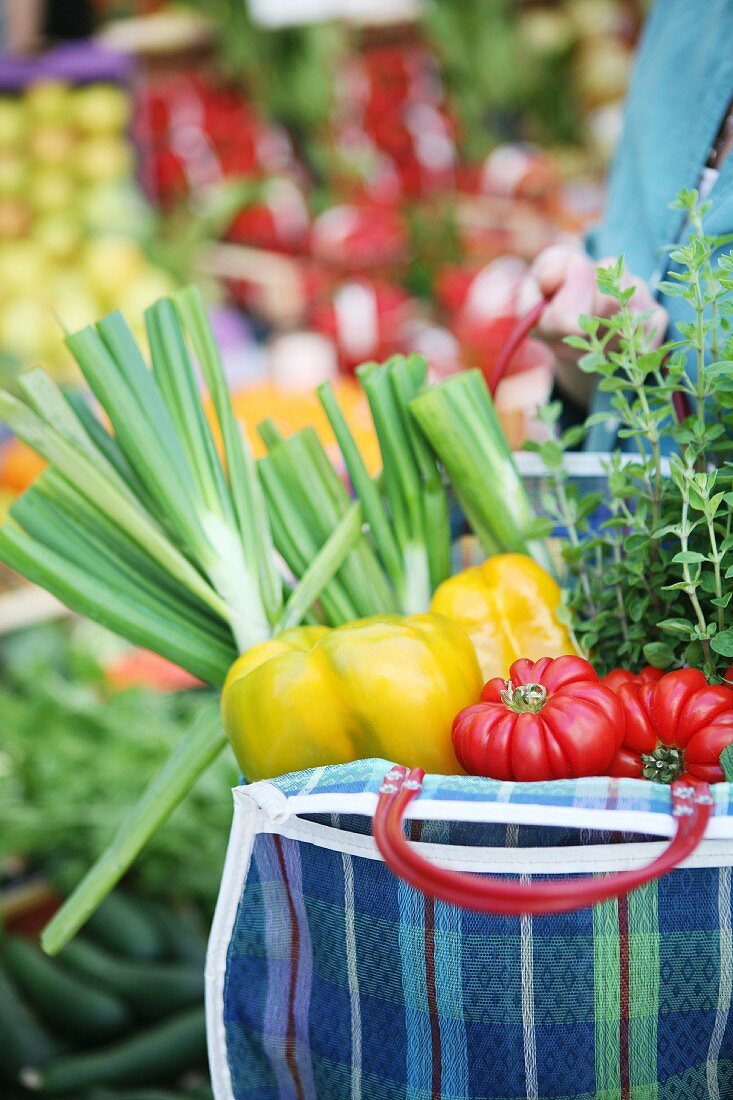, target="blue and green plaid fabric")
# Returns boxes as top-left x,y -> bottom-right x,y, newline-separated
218,762 -> 733,1099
